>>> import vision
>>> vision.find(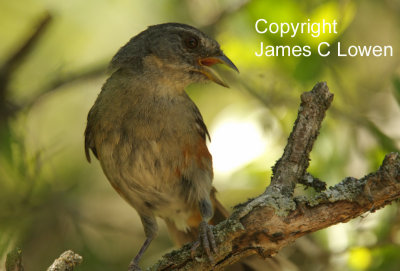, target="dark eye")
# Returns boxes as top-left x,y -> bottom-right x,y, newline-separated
184,36 -> 199,49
